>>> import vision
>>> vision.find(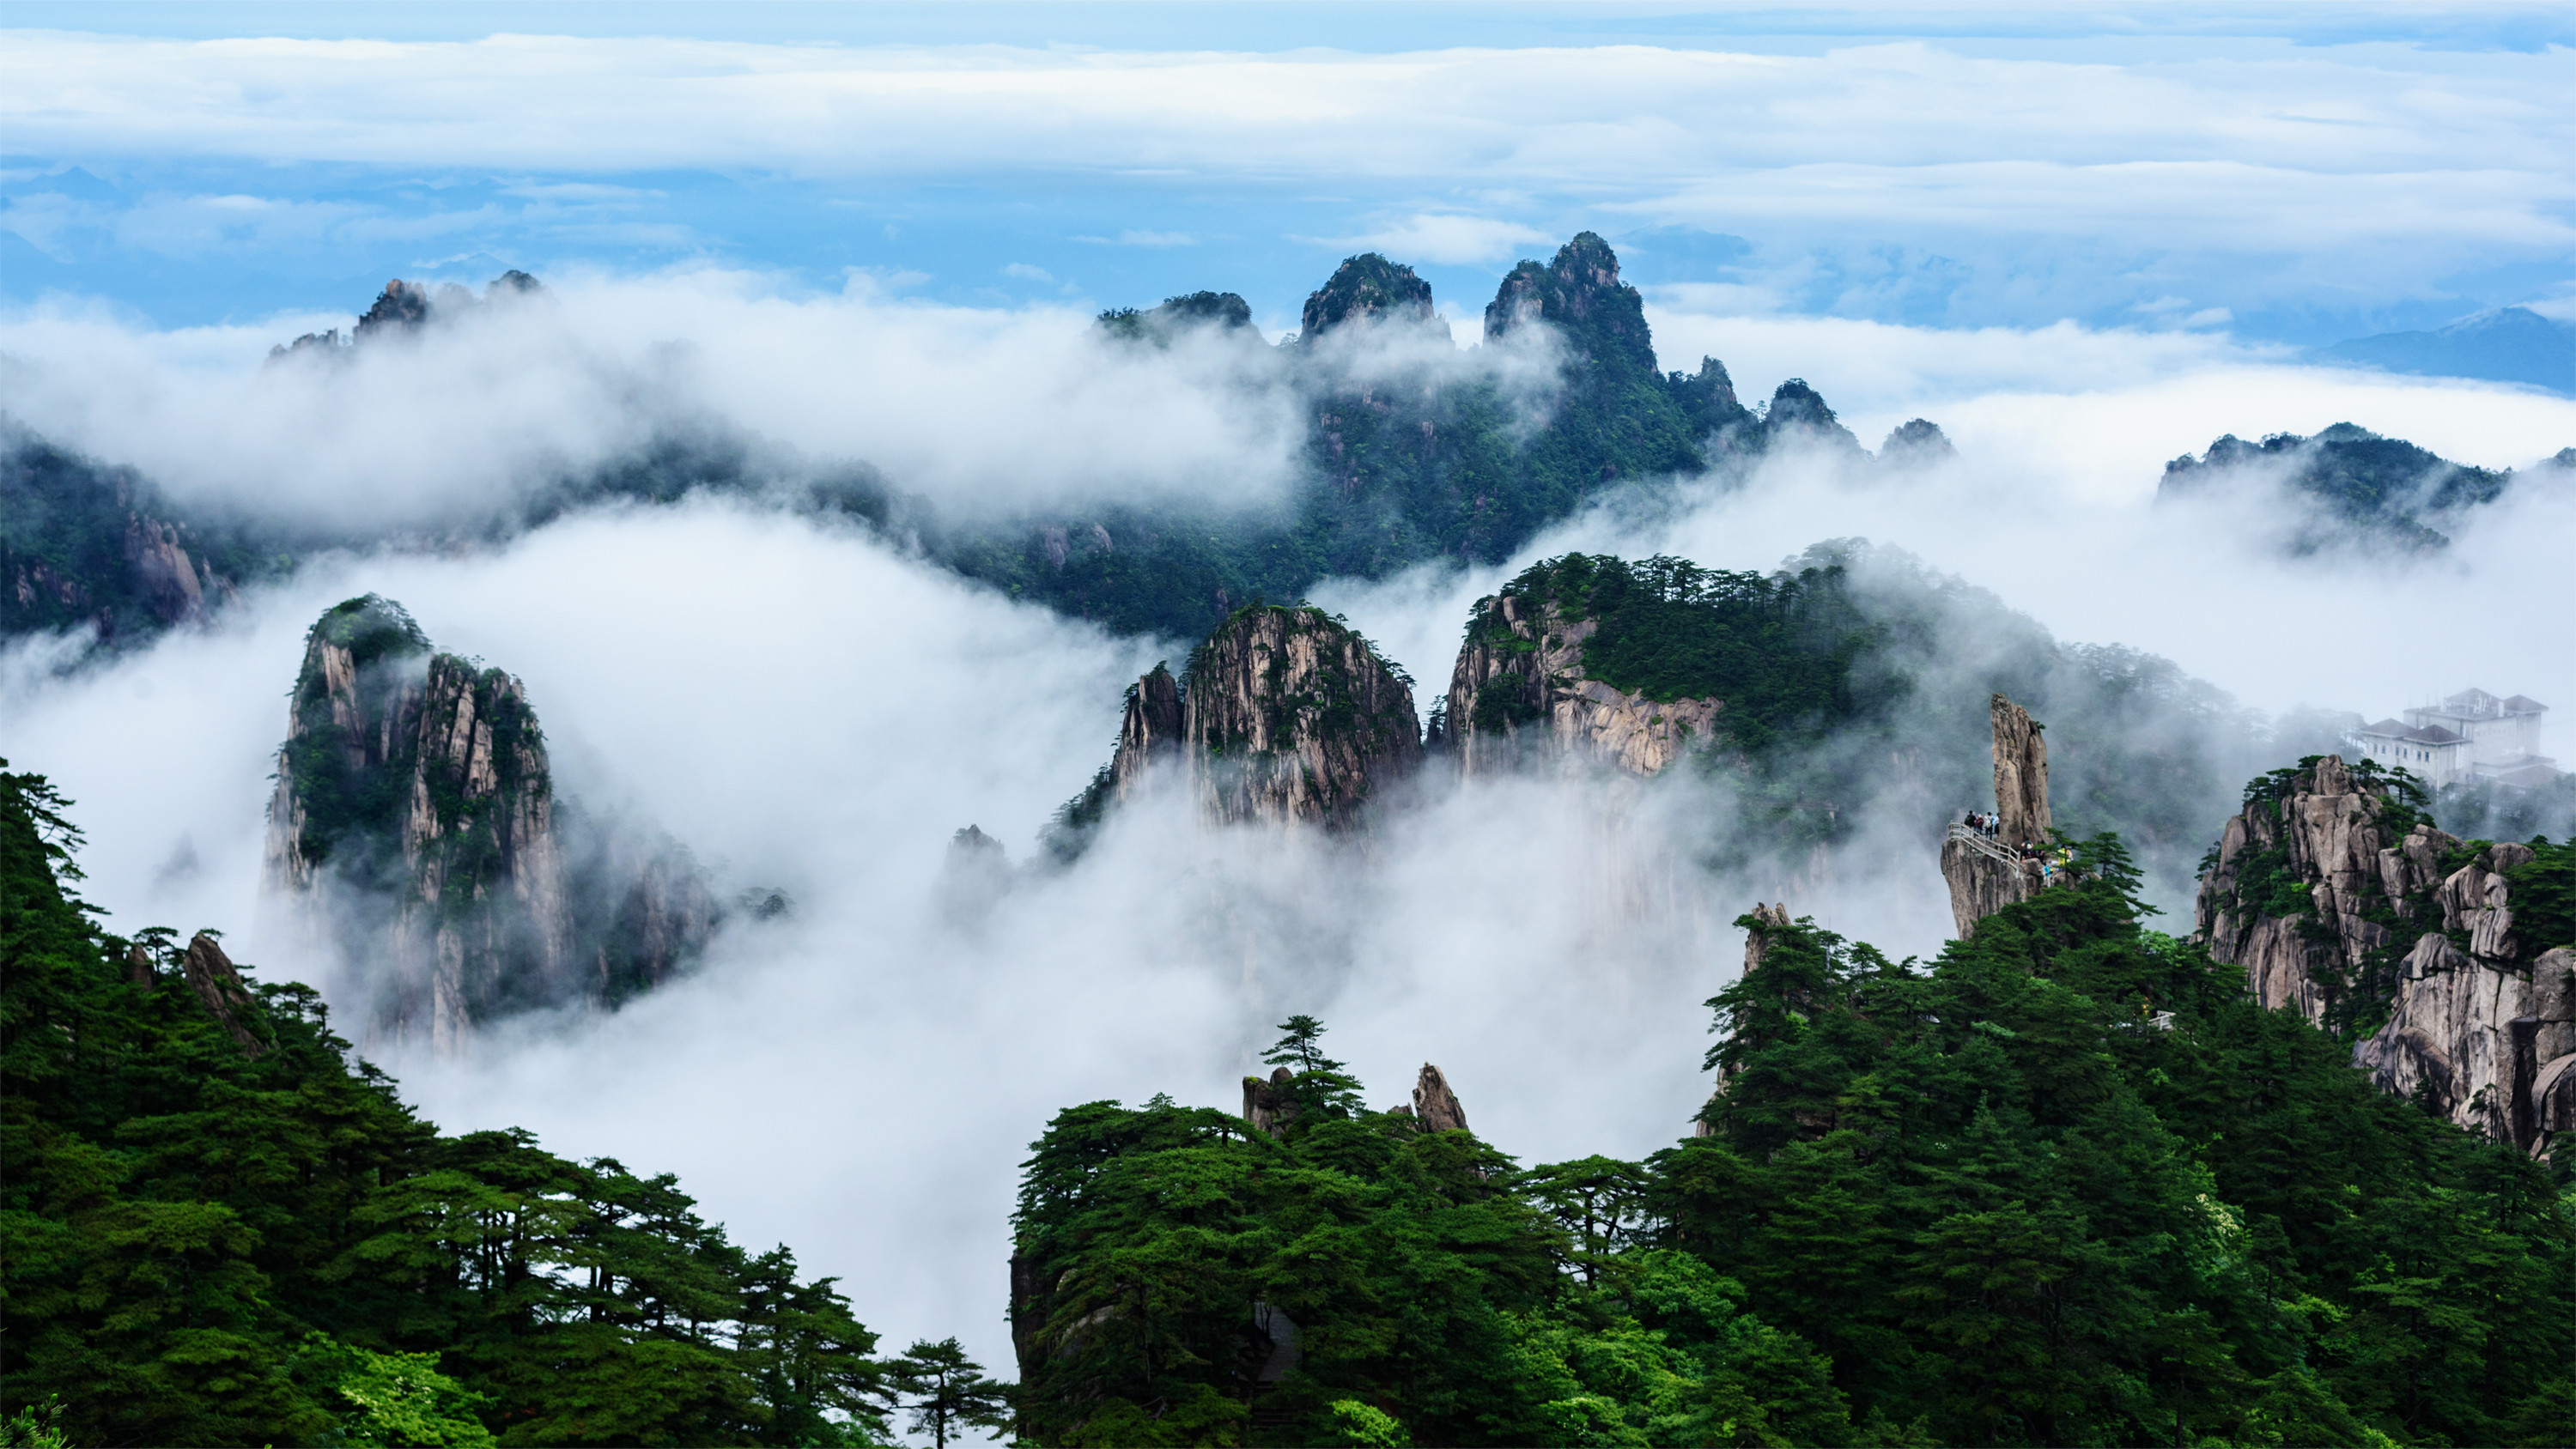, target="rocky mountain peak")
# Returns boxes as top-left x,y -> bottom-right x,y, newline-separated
1937,694 -> 2055,938
1097,290 -> 1257,347
263,596 -> 712,1045
2194,755 -> 2574,1151
1301,254 -> 1441,339
1183,604 -> 1422,828
1482,232 -> 1657,377
1411,1064 -> 1469,1133
1879,418 -> 1957,466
